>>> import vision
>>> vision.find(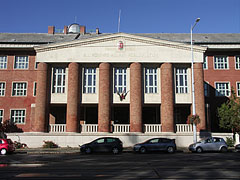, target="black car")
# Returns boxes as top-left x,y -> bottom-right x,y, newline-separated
133,138 -> 177,153
235,144 -> 240,152
80,137 -> 123,154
